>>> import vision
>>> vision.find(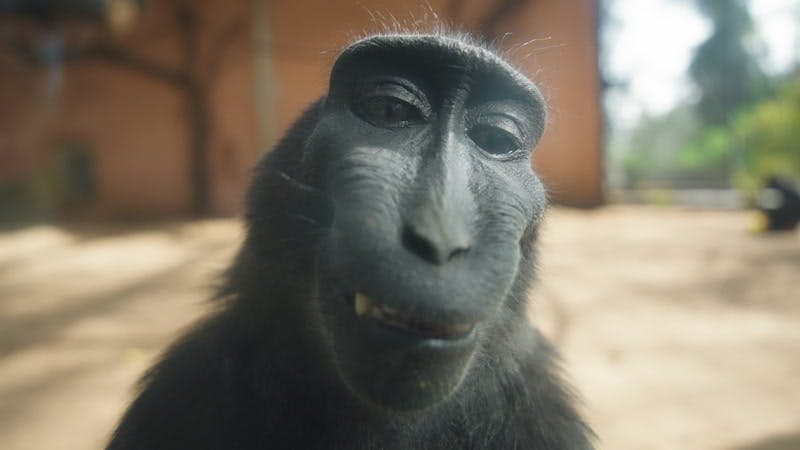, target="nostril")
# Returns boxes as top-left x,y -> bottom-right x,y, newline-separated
402,225 -> 442,265
447,246 -> 469,262
401,225 -> 471,265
